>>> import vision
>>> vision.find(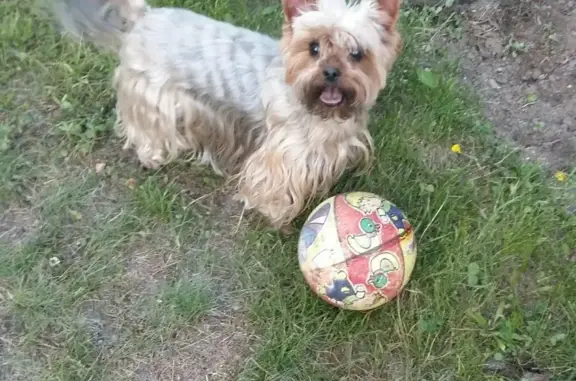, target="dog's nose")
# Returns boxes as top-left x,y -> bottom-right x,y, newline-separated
323,67 -> 341,82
